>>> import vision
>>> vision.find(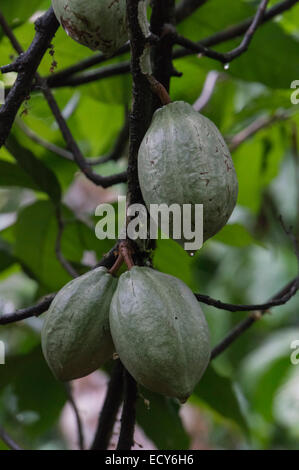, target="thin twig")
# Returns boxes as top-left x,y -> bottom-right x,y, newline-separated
211,226 -> 299,359
116,369 -> 138,450
90,360 -> 124,450
0,8 -> 59,148
196,278 -> 299,312
173,0 -> 269,65
173,0 -> 298,61
46,43 -> 130,86
47,62 -> 131,88
3,1 -> 295,93
40,83 -> 127,187
228,112 -> 291,152
0,294 -> 55,325
0,244 -> 120,326
16,117 -> 74,161
0,426 -> 22,450
193,71 -> 220,112
55,207 -> 79,278
0,11 -> 127,188
64,383 -> 85,450
17,114 -> 128,166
